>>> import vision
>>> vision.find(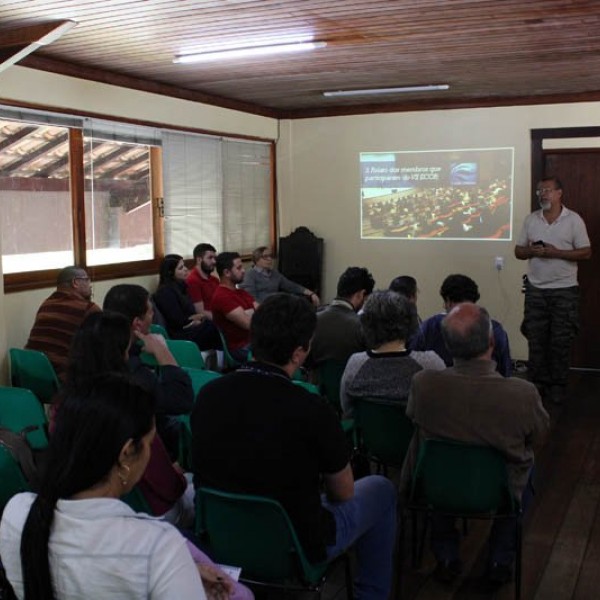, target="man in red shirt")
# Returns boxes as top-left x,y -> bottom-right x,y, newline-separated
185,243 -> 219,320
211,252 -> 258,361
